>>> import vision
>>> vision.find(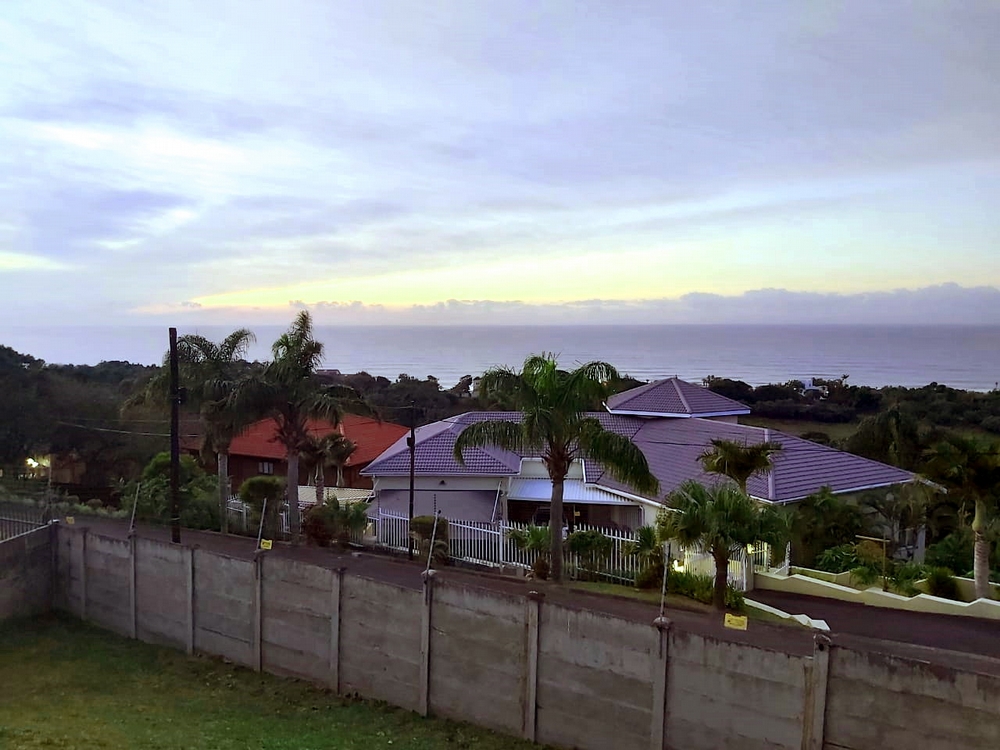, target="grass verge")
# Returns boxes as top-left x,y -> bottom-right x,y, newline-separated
568,581 -> 804,627
0,613 -> 540,750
